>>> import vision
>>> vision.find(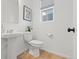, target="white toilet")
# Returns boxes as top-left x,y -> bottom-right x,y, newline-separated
23,32 -> 43,57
